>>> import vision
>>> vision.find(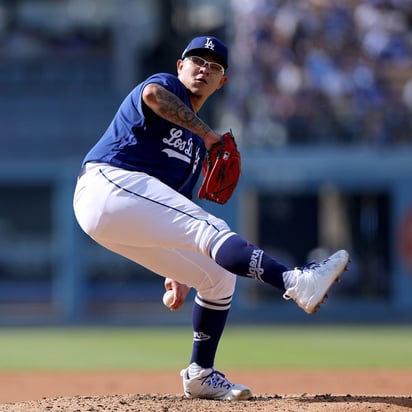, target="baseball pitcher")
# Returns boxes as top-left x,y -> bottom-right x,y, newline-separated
73,35 -> 349,400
